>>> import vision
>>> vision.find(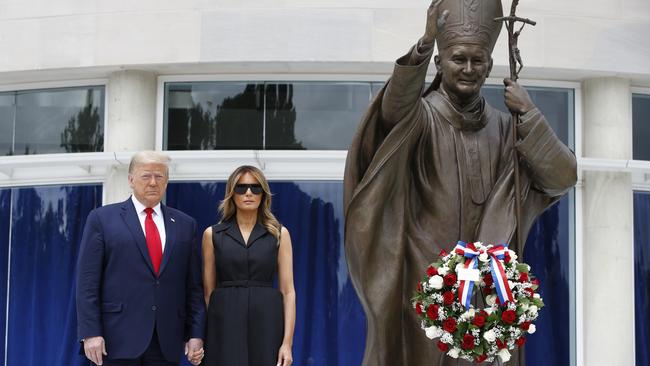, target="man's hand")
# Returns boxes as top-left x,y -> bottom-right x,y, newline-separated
83,336 -> 107,366
504,78 -> 535,115
184,338 -> 204,365
422,0 -> 450,44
